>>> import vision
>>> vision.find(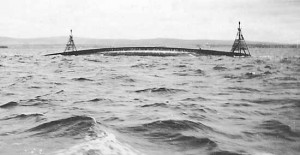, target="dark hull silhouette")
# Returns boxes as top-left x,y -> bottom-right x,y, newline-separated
45,47 -> 250,57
